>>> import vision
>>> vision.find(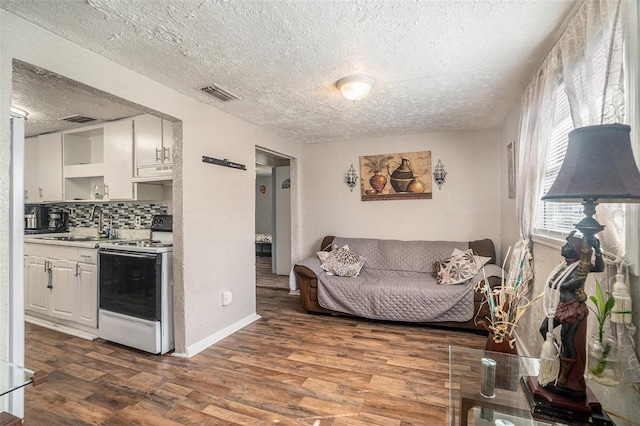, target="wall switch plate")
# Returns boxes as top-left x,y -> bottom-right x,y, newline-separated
221,291 -> 232,306
134,216 -> 141,228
